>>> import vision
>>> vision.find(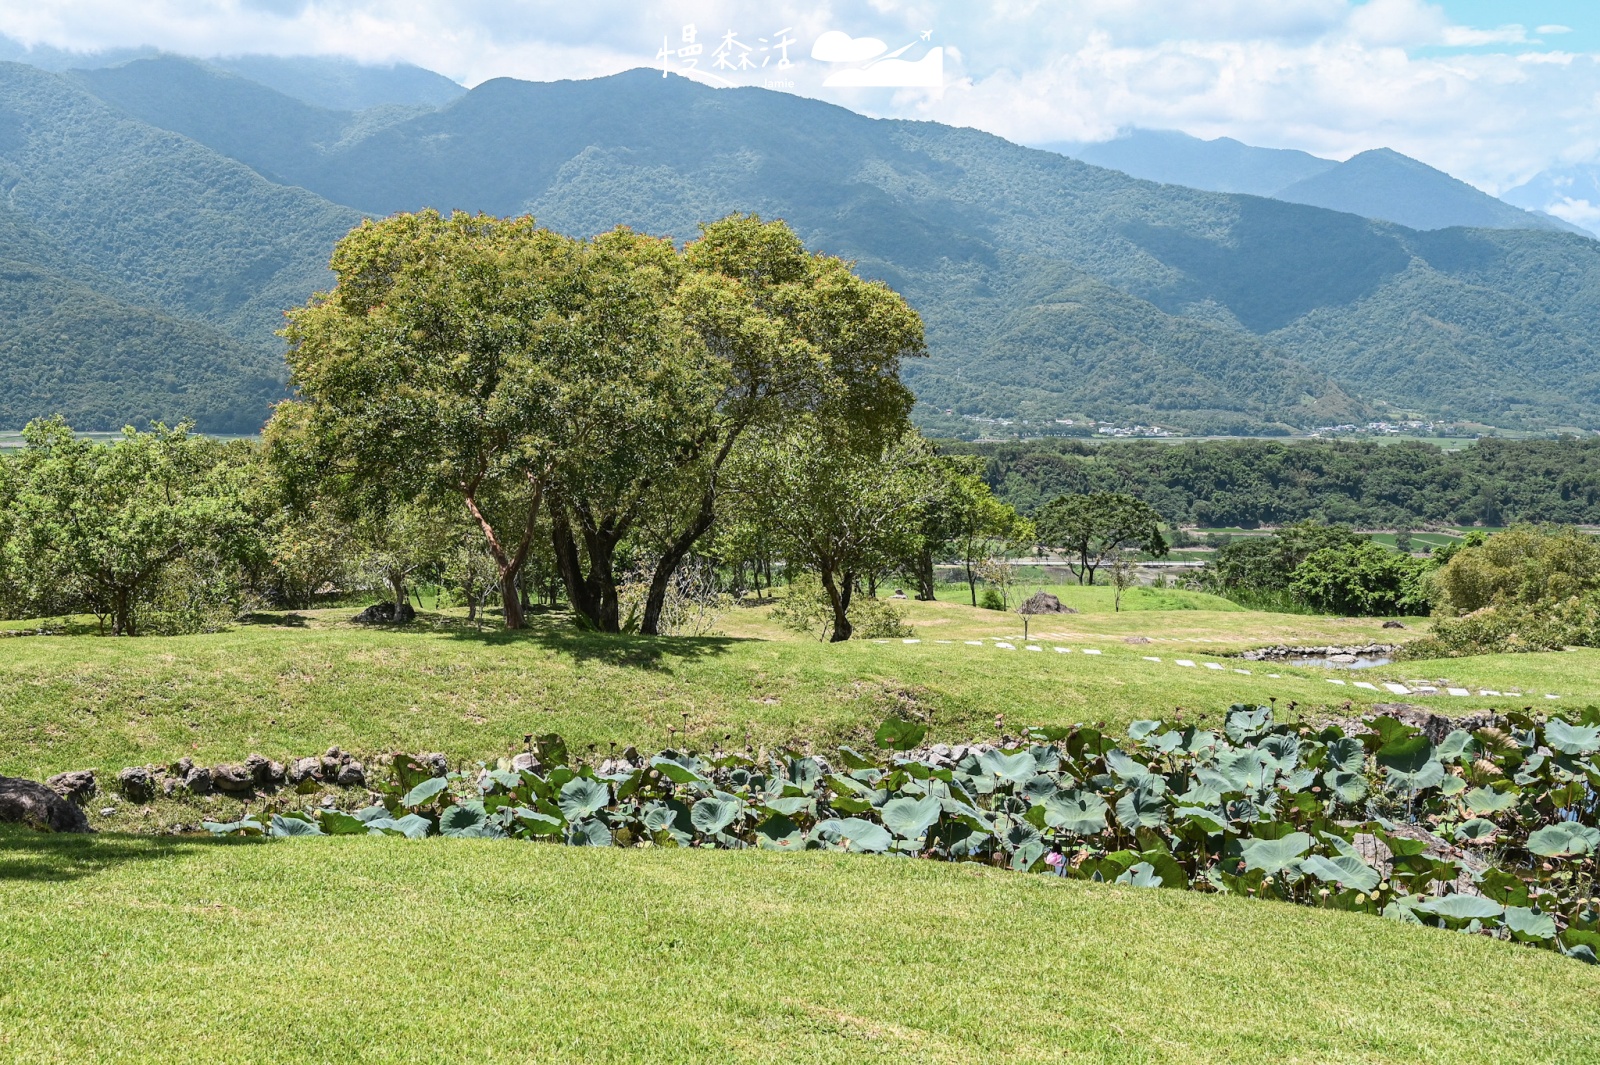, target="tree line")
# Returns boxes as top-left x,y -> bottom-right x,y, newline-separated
950,436 -> 1600,528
